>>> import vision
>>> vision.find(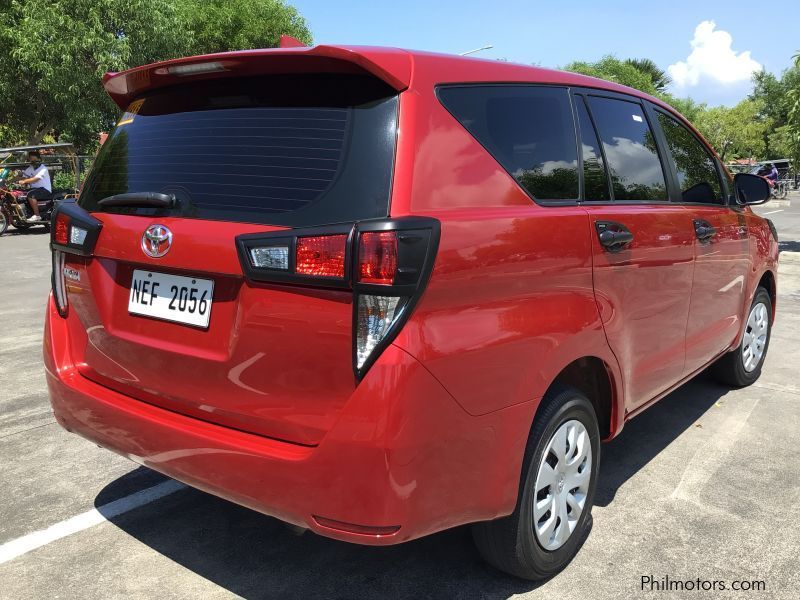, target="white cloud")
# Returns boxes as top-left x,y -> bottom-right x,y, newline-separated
668,21 -> 761,88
